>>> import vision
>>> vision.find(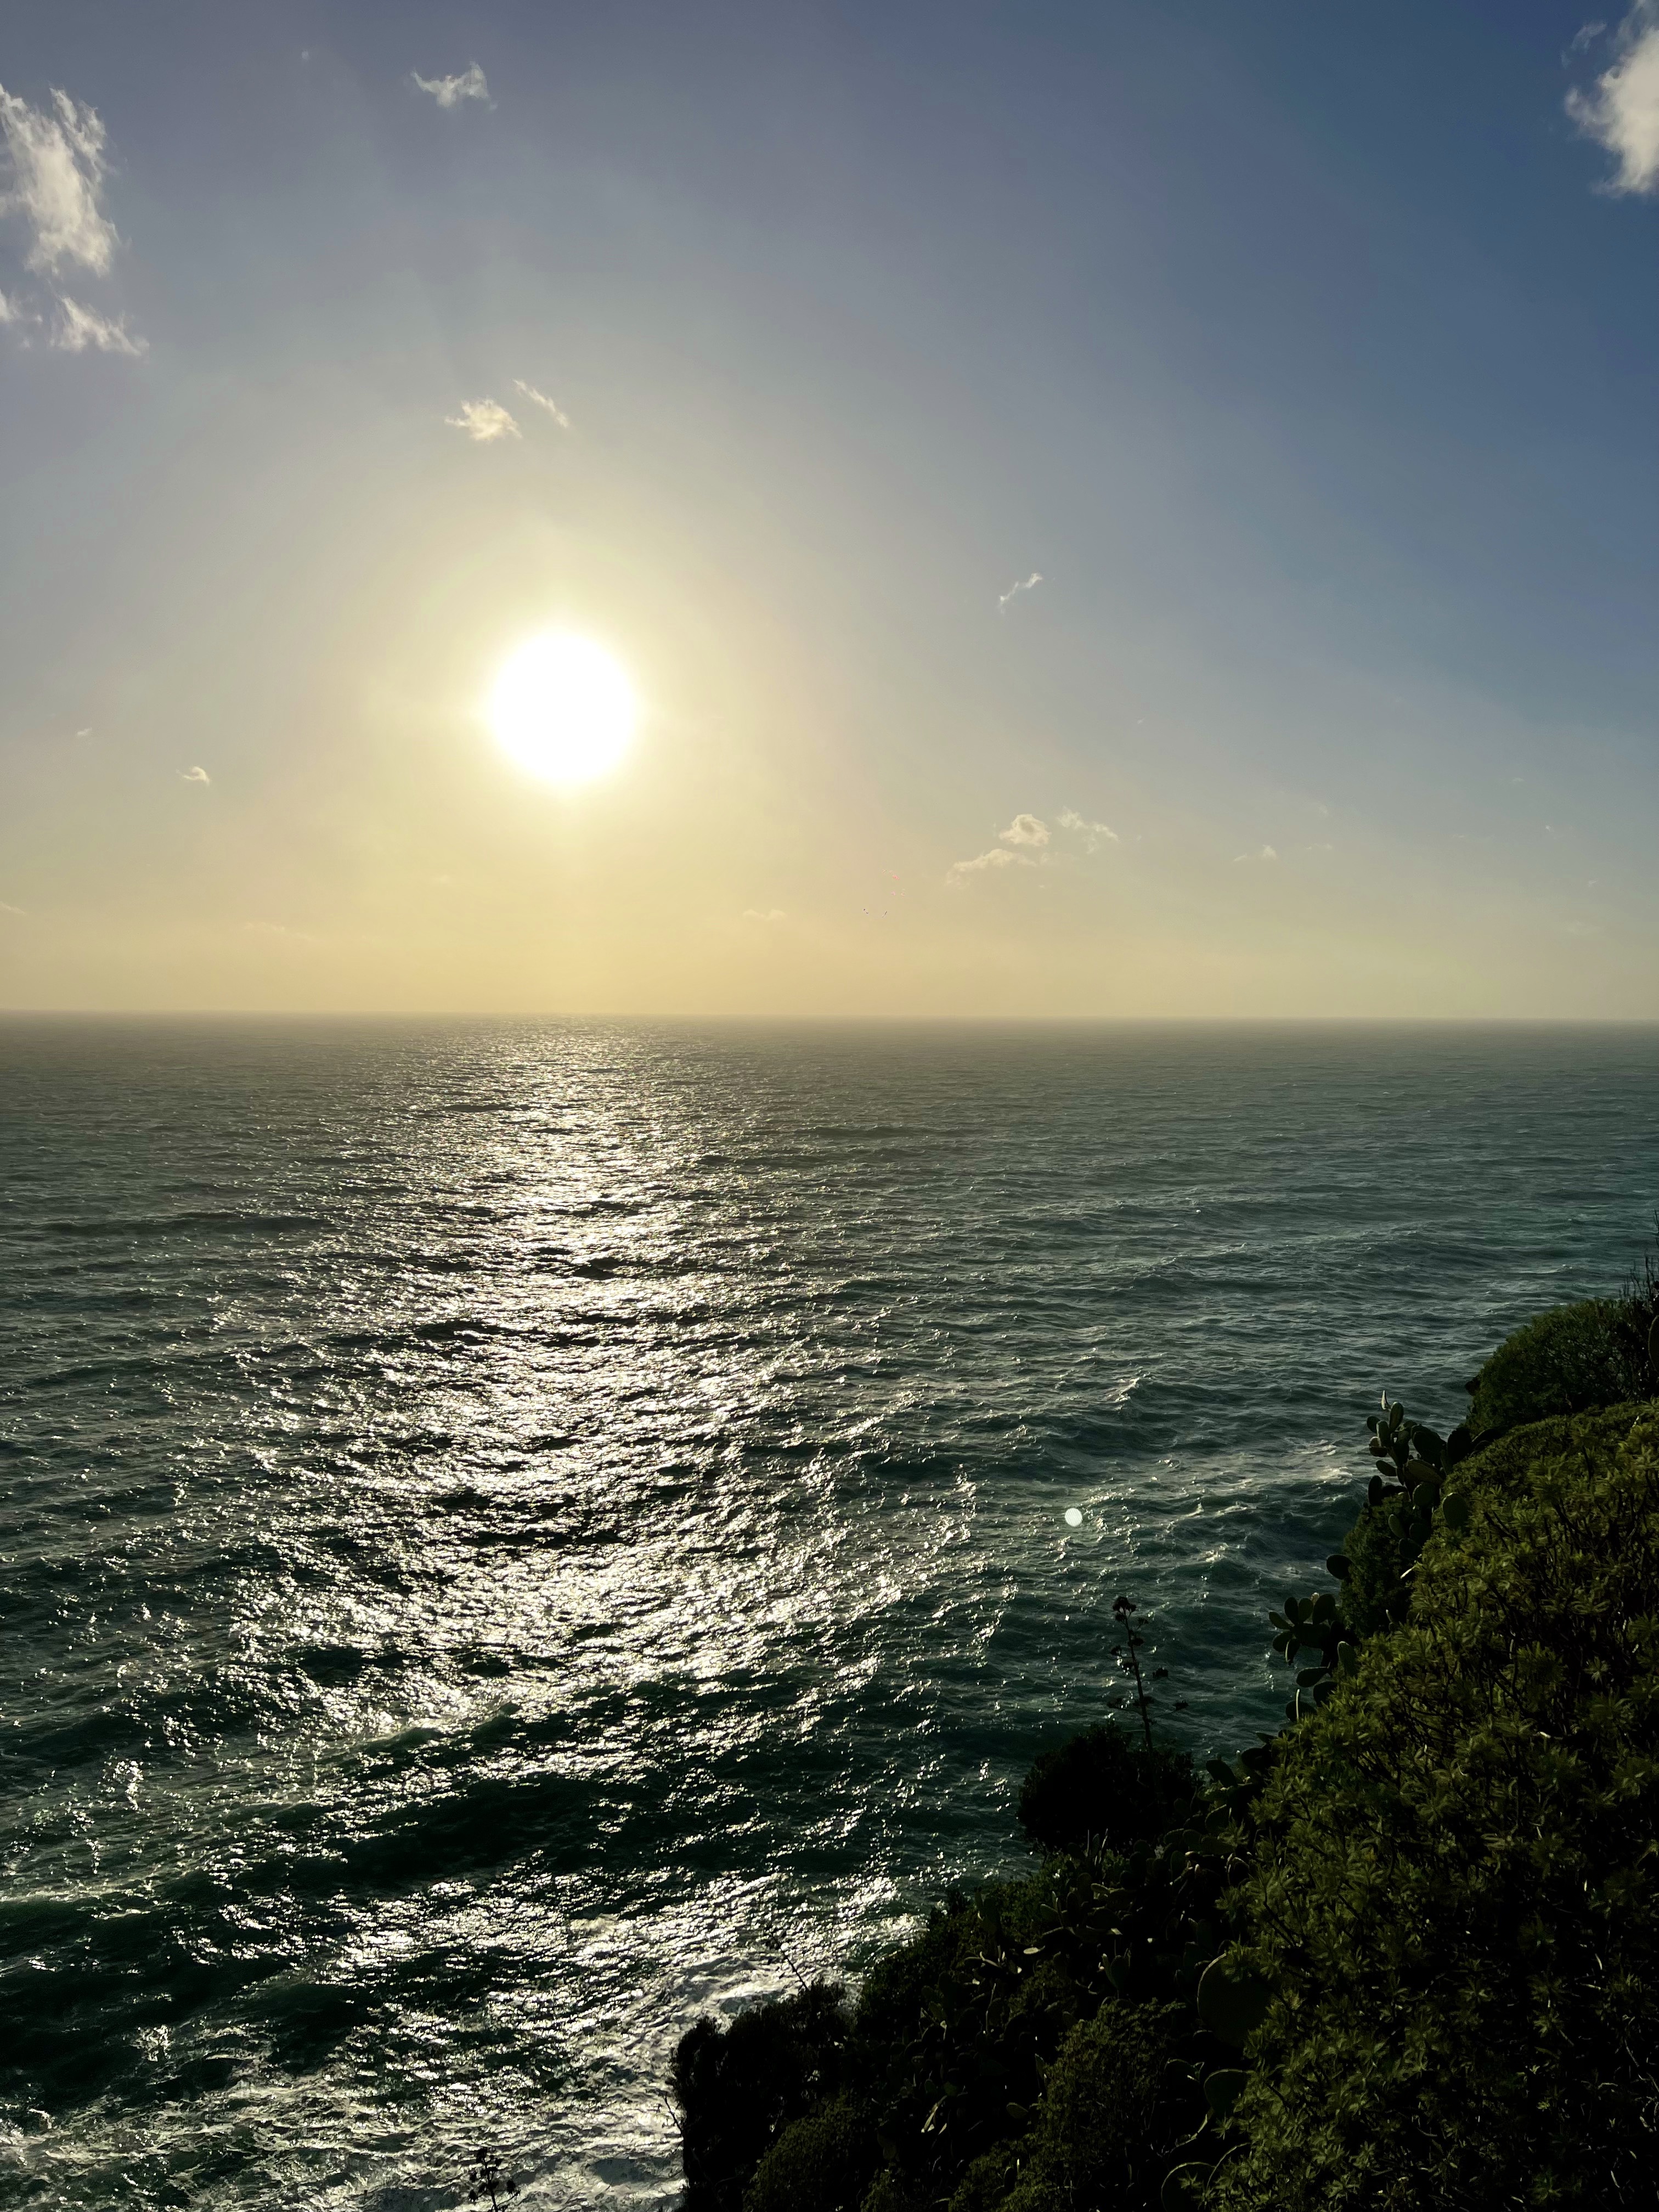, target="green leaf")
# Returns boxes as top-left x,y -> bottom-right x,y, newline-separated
1442,1491 -> 1471,1533
1198,1957 -> 1272,2046
1325,1553 -> 1352,1581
